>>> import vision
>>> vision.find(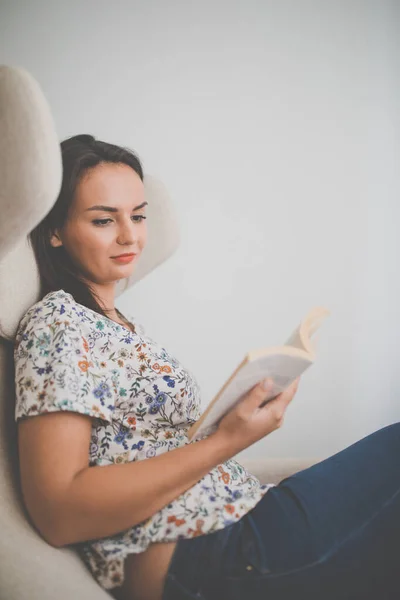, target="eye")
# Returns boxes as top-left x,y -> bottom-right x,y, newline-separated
131,215 -> 147,223
92,218 -> 113,226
